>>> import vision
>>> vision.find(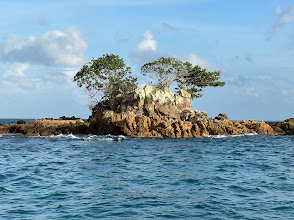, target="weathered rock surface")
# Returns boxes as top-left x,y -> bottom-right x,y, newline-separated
0,119 -> 90,136
268,118 -> 294,135
89,86 -> 277,138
